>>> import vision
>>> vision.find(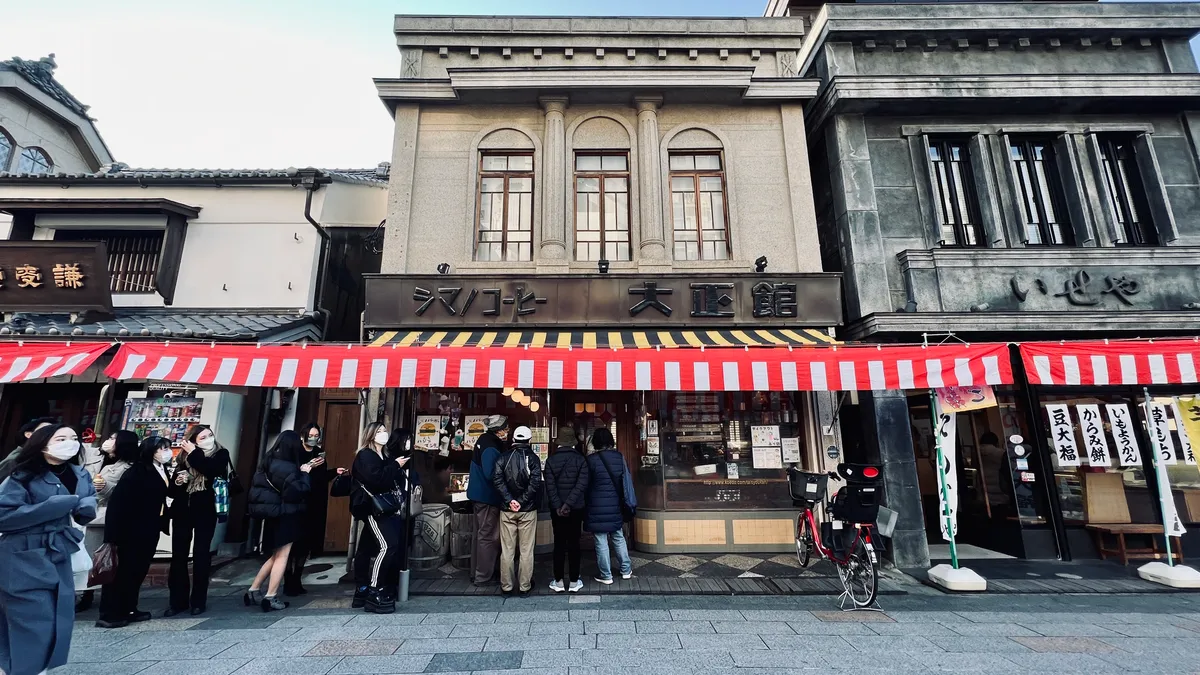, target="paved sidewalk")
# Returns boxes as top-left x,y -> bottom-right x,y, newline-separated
58,584 -> 1200,674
